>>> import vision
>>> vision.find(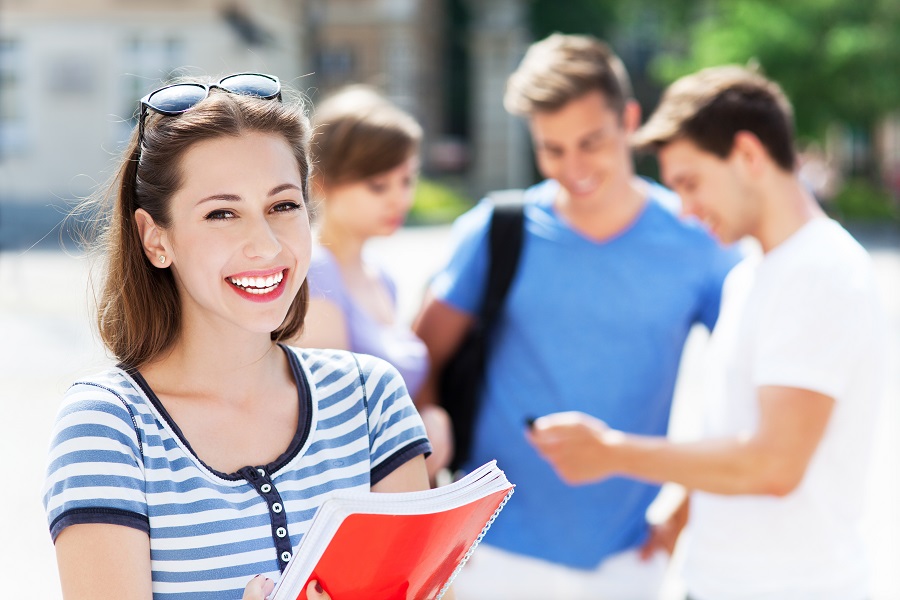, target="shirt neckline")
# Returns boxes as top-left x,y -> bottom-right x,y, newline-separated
121,343 -> 313,481
534,178 -> 659,246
